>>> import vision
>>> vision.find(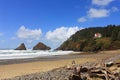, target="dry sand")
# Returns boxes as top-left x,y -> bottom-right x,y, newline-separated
0,50 -> 120,79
